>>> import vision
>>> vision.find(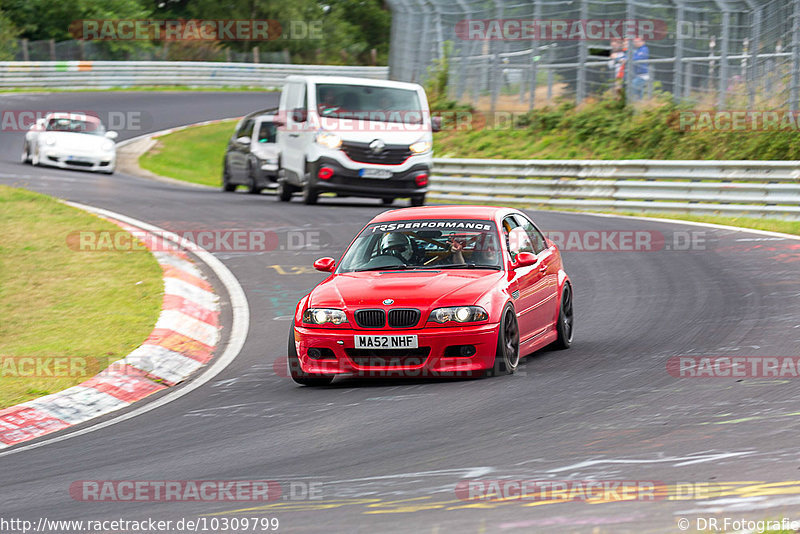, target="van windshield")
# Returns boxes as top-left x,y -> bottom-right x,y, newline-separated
315,84 -> 422,123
